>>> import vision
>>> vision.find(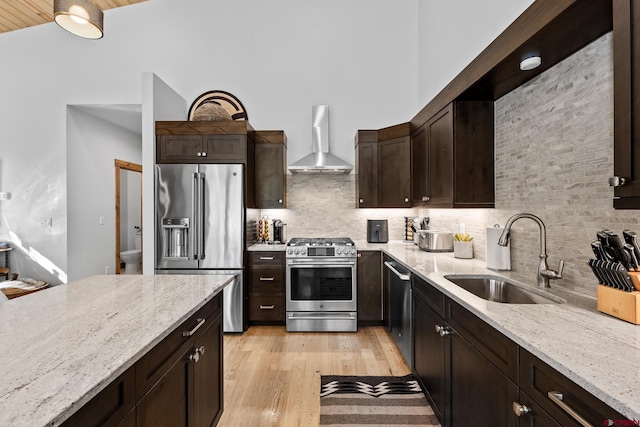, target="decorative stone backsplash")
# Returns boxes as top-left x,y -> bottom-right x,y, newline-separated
261,174 -> 417,243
